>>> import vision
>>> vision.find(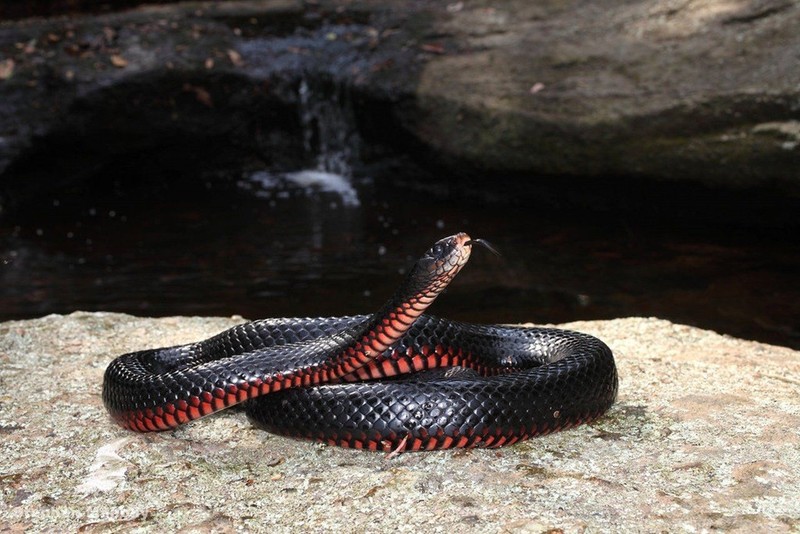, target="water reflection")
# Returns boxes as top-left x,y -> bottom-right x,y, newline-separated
1,171 -> 797,350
